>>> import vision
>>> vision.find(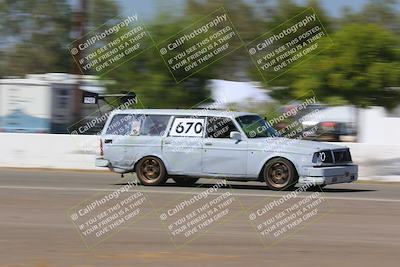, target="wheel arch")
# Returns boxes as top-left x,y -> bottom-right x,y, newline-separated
134,154 -> 168,174
258,155 -> 300,181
